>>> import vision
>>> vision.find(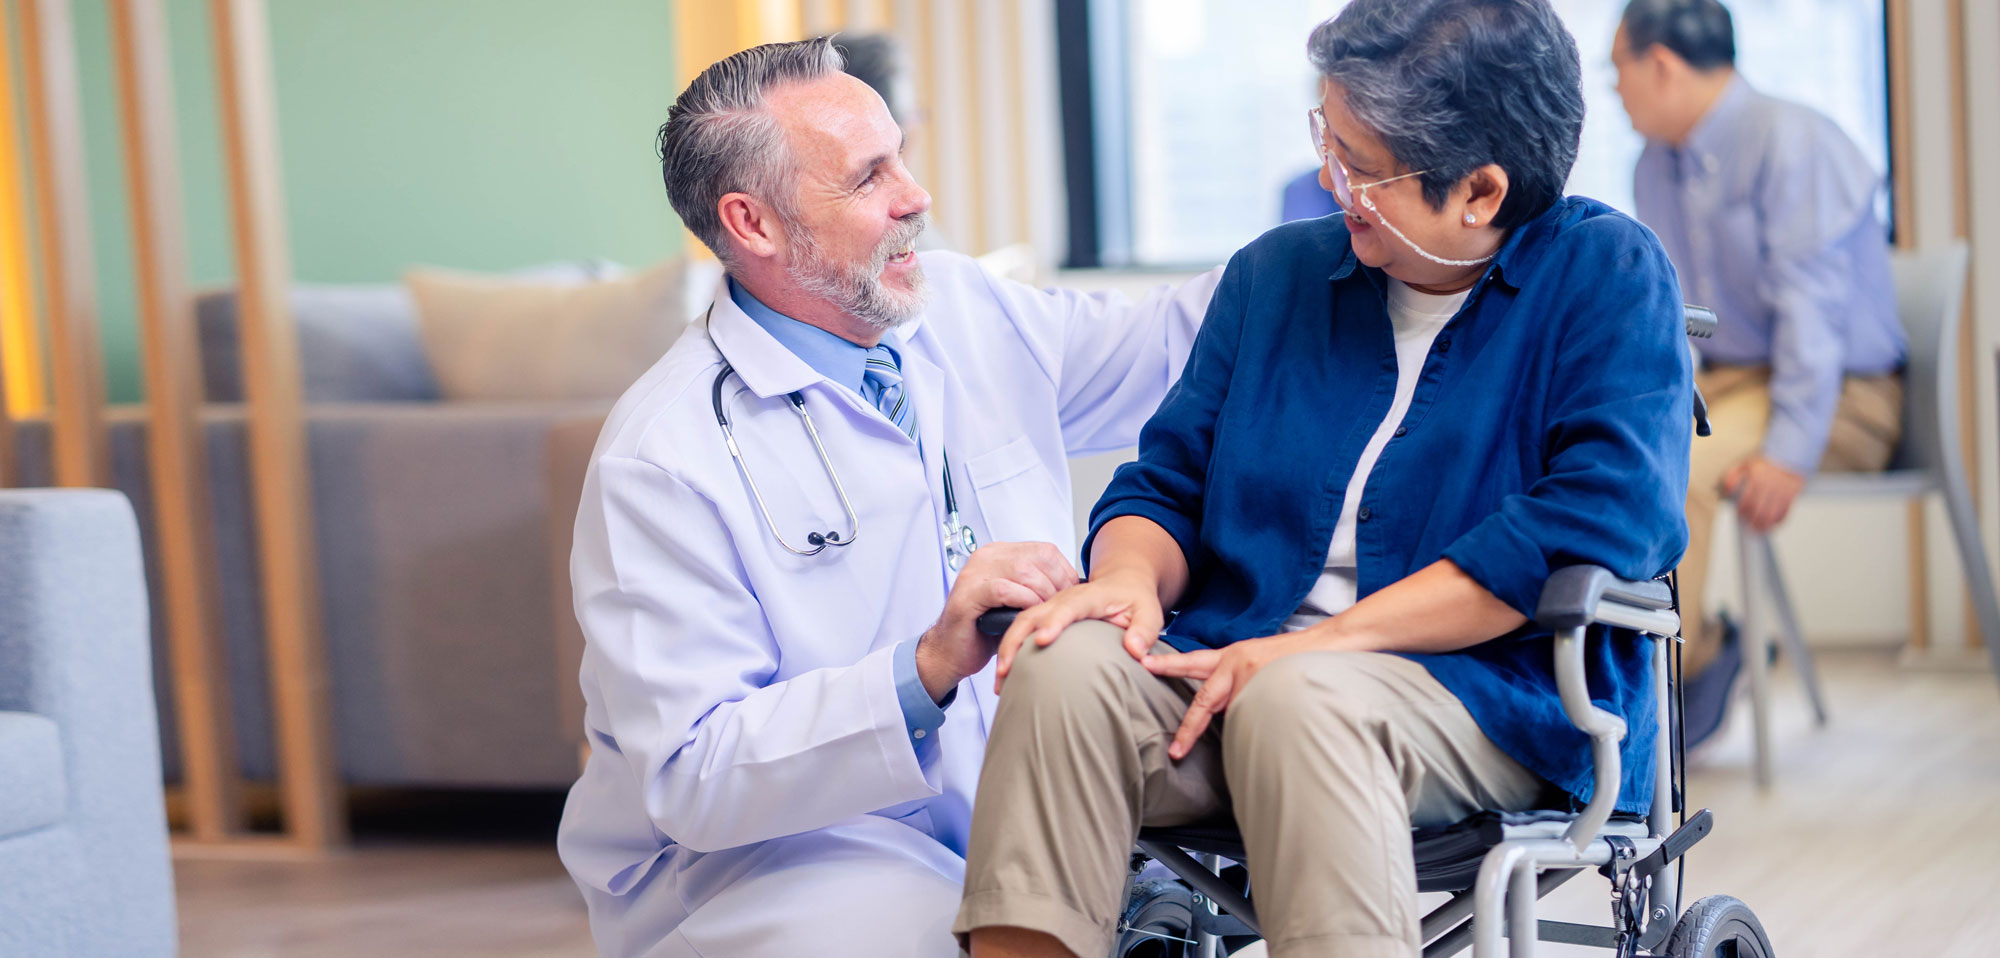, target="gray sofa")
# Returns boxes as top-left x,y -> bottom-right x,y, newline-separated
0,489 -> 177,956
6,271 -> 667,789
